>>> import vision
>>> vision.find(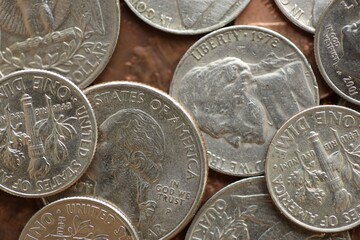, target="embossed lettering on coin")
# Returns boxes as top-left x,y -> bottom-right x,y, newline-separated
19,196 -> 139,239
274,0 -> 332,33
0,70 -> 97,197
315,1 -> 360,105
0,0 -> 120,88
170,26 -> 318,176
266,105 -> 360,232
186,176 -> 351,240
124,0 -> 250,34
46,82 -> 208,240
